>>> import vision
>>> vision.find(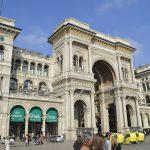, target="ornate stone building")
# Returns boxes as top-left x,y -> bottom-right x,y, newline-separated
0,16 -> 148,140
135,65 -> 150,128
